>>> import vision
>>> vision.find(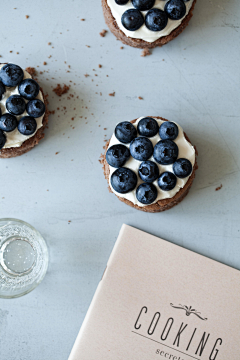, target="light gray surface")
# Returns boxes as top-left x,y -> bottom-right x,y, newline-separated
0,0 -> 239,359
